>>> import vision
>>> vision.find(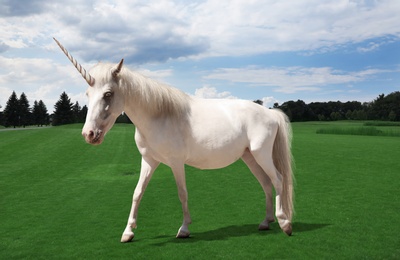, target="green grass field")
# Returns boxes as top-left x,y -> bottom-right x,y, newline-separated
1,122 -> 399,259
